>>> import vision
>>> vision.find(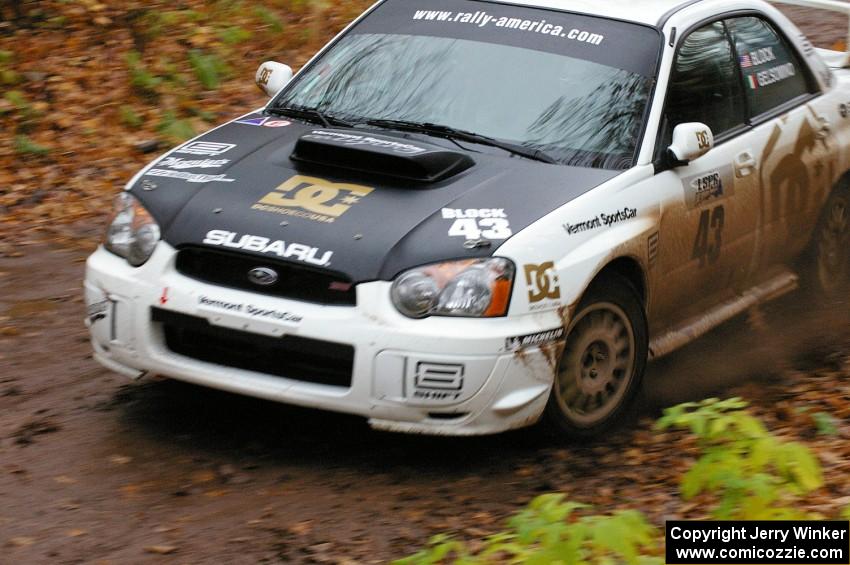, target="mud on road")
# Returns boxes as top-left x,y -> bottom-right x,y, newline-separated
1,235 -> 849,564
2,5 -> 850,564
